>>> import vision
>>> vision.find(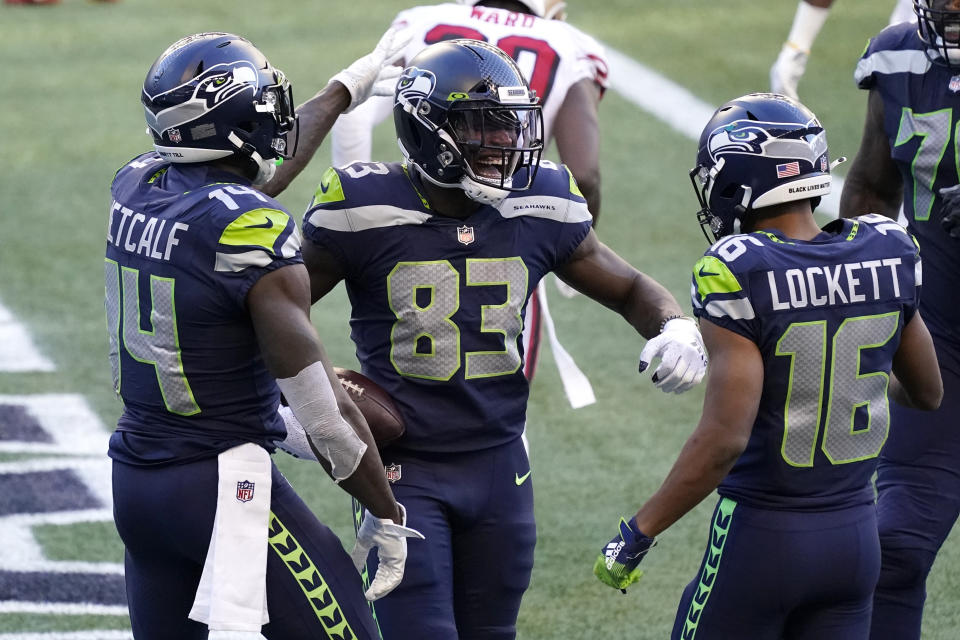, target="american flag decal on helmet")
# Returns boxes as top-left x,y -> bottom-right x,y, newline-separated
776,162 -> 800,178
